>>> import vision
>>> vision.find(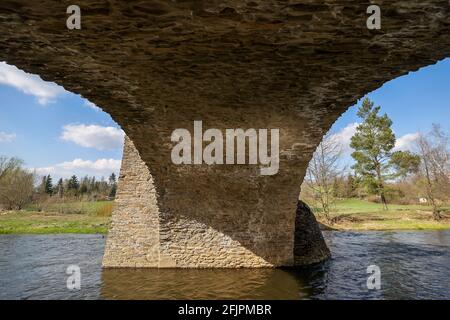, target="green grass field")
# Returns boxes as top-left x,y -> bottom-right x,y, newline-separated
0,201 -> 113,234
316,199 -> 450,231
1,199 -> 450,234
25,200 -> 113,216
